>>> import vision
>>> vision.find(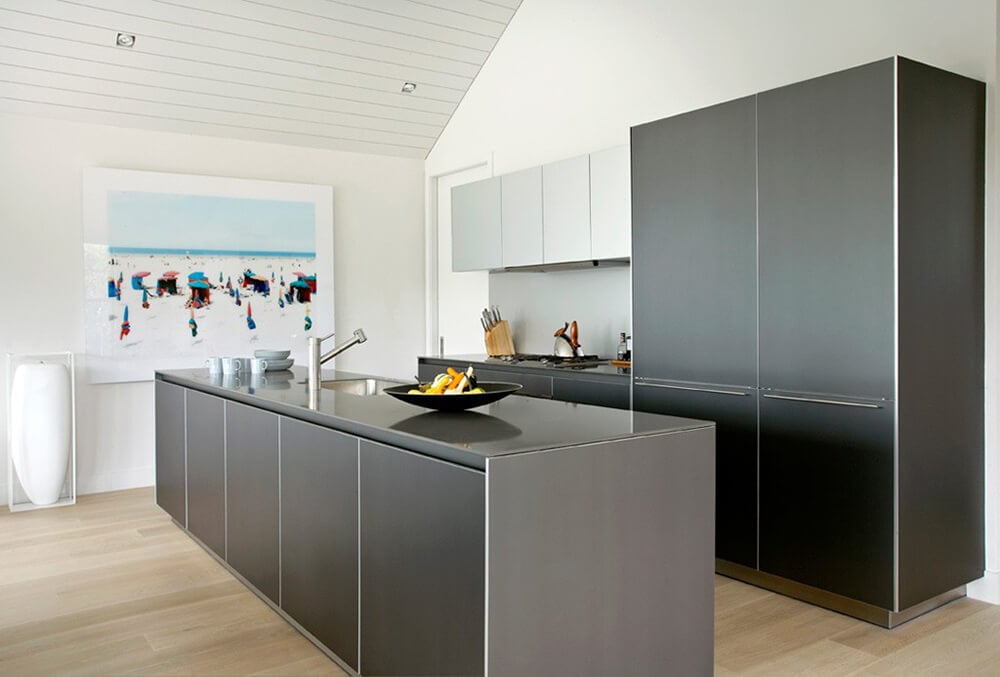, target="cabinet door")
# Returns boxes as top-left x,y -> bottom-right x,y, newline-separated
501,166 -> 543,267
589,145 -> 630,259
630,96 -> 758,386
452,176 -> 501,271
225,401 -> 279,603
186,390 -> 225,558
280,418 -> 358,671
759,393 -> 894,608
634,382 -> 758,568
155,381 -> 186,526
552,377 -> 629,410
543,154 -> 591,263
360,441 -> 484,676
758,59 -> 895,399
